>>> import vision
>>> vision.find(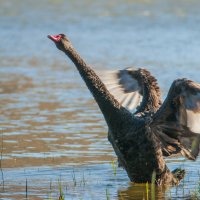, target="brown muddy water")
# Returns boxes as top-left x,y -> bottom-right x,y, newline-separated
1,0 -> 200,199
